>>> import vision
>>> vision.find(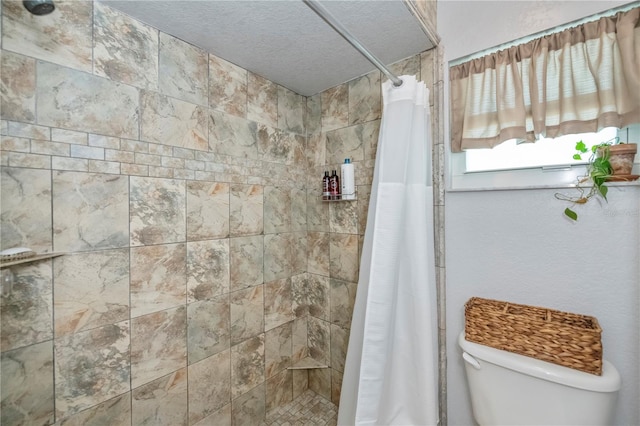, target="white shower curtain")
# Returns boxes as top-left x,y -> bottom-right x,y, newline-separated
338,75 -> 438,426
